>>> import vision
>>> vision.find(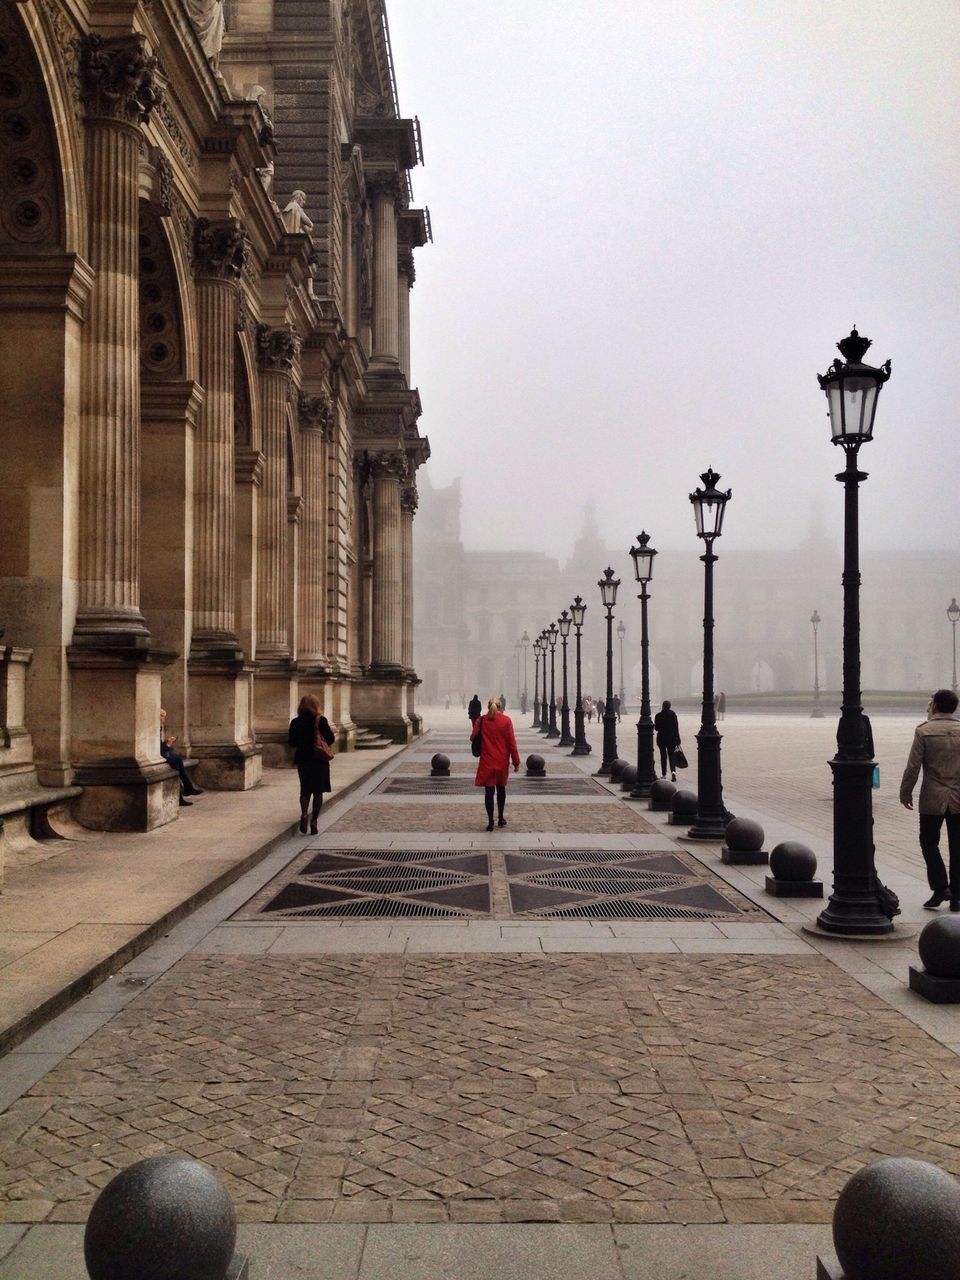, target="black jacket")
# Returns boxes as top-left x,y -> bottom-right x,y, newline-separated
468,697 -> 482,722
654,708 -> 680,747
288,712 -> 335,766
